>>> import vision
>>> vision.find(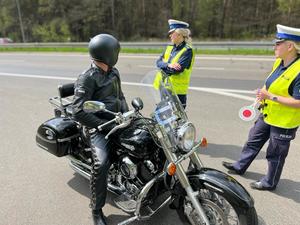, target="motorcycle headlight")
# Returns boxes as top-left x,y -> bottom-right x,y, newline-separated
177,122 -> 196,152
